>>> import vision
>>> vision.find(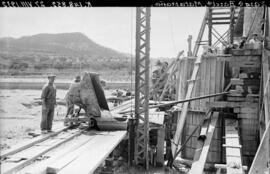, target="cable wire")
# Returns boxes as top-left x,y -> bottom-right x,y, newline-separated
130,7 -> 134,117
167,9 -> 177,56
